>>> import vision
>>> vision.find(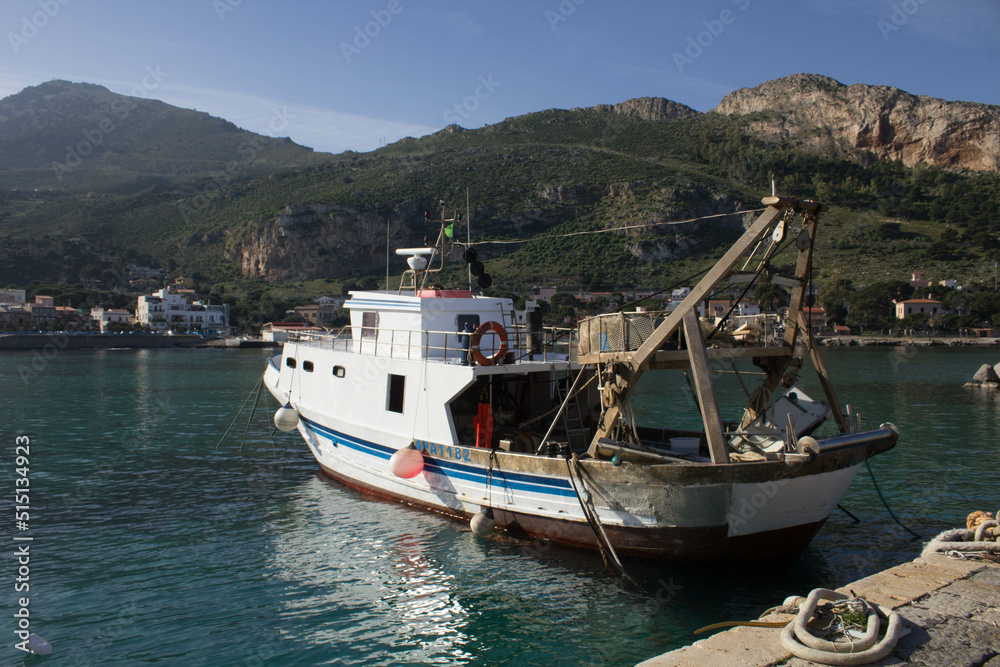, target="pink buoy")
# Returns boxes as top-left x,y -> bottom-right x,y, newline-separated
389,447 -> 424,478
